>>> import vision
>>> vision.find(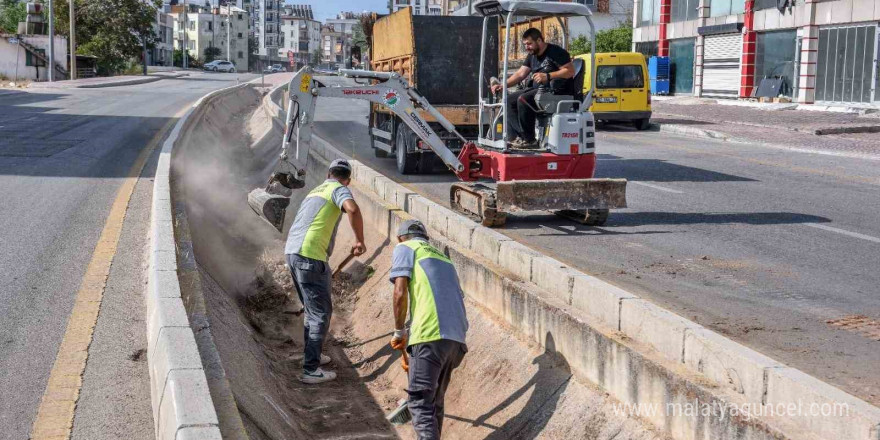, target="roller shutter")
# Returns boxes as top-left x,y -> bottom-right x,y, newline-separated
702,34 -> 742,99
